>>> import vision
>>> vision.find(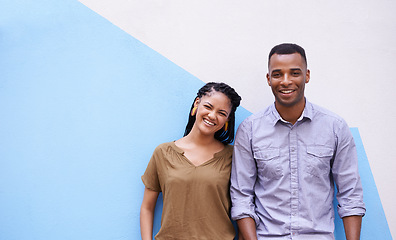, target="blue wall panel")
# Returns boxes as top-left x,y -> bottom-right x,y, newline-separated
0,0 -> 251,239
